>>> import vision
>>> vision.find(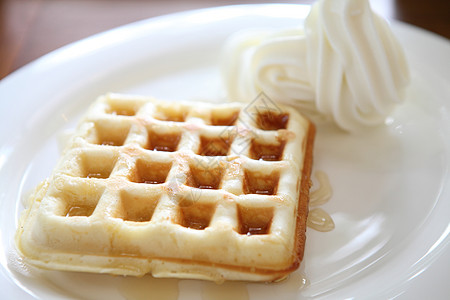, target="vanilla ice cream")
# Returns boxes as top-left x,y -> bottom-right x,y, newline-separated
222,0 -> 410,131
